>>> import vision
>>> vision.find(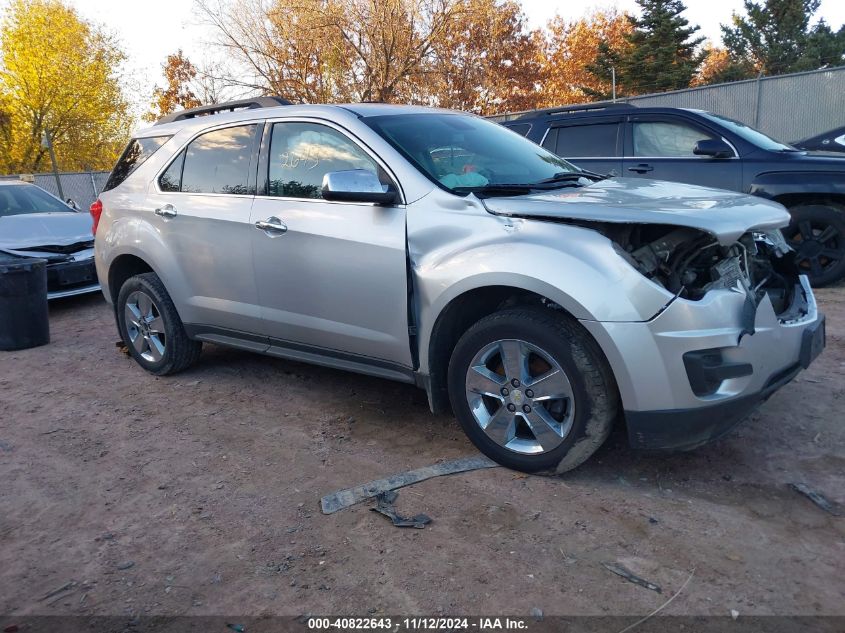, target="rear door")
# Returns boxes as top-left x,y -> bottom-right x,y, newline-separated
249,119 -> 412,369
541,117 -> 623,177
145,123 -> 265,336
622,114 -> 742,191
